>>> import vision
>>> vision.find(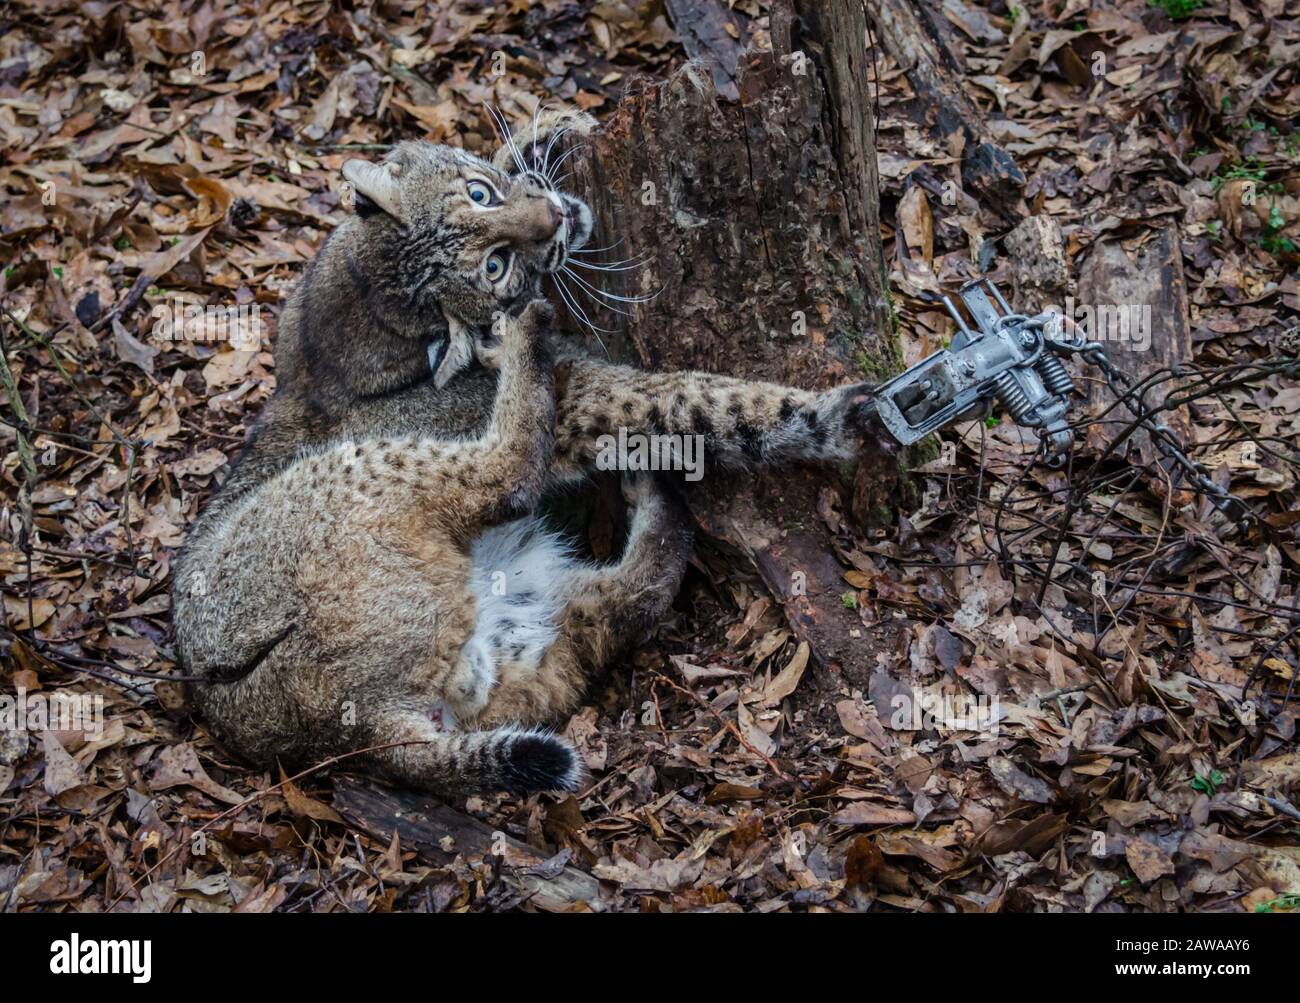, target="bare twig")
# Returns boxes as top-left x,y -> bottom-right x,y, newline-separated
651,670 -> 789,780
106,740 -> 435,911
